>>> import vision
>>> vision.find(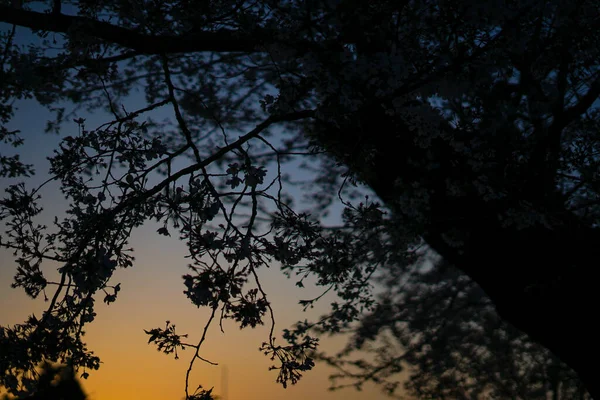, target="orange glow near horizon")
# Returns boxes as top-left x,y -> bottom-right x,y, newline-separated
0,83 -> 406,400
0,224 -> 403,400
